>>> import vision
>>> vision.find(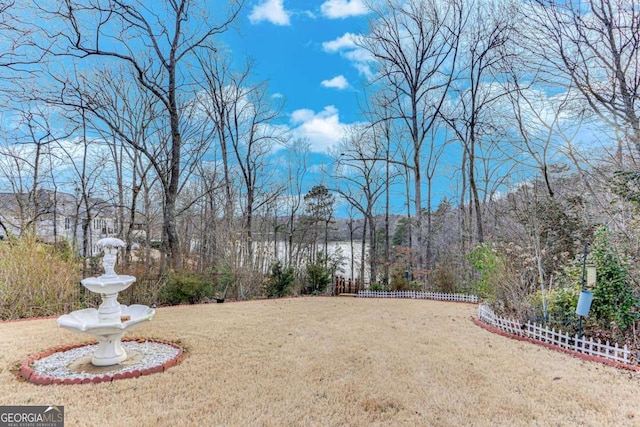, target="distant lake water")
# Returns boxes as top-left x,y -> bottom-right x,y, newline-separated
326,241 -> 368,280
268,240 -> 369,281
